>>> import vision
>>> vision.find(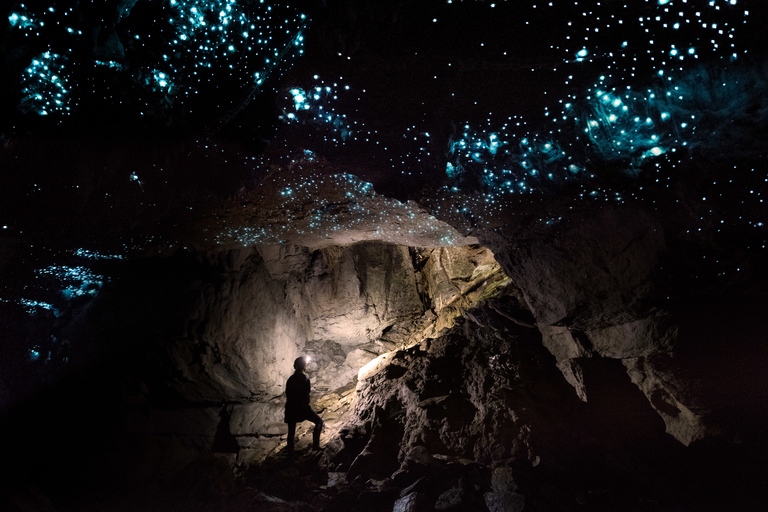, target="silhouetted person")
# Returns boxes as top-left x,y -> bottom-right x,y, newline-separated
285,356 -> 323,453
